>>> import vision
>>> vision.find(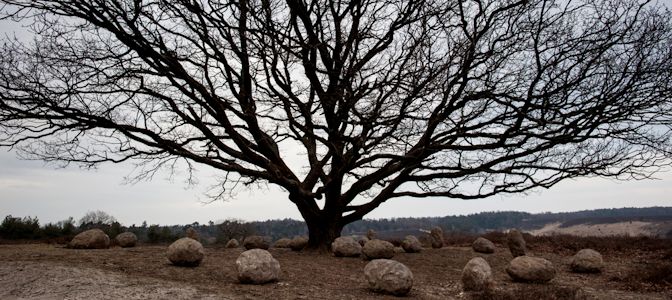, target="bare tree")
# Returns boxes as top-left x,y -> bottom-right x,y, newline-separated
1,0 -> 671,249
78,210 -> 117,226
